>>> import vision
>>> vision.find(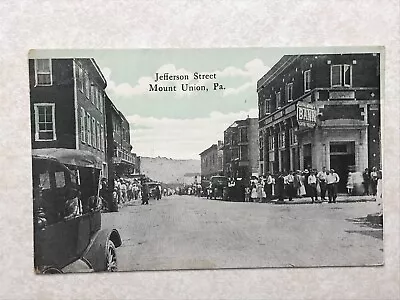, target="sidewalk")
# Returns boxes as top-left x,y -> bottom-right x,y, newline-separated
270,194 -> 376,205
